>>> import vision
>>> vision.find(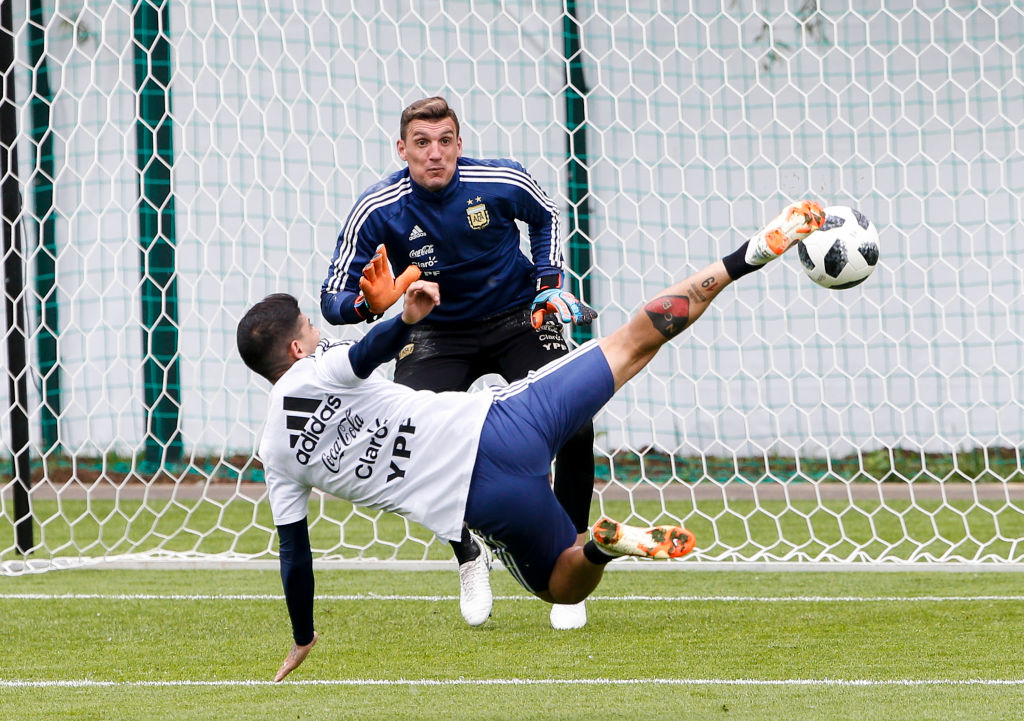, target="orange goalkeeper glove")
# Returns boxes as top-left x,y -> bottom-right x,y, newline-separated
357,244 -> 422,315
